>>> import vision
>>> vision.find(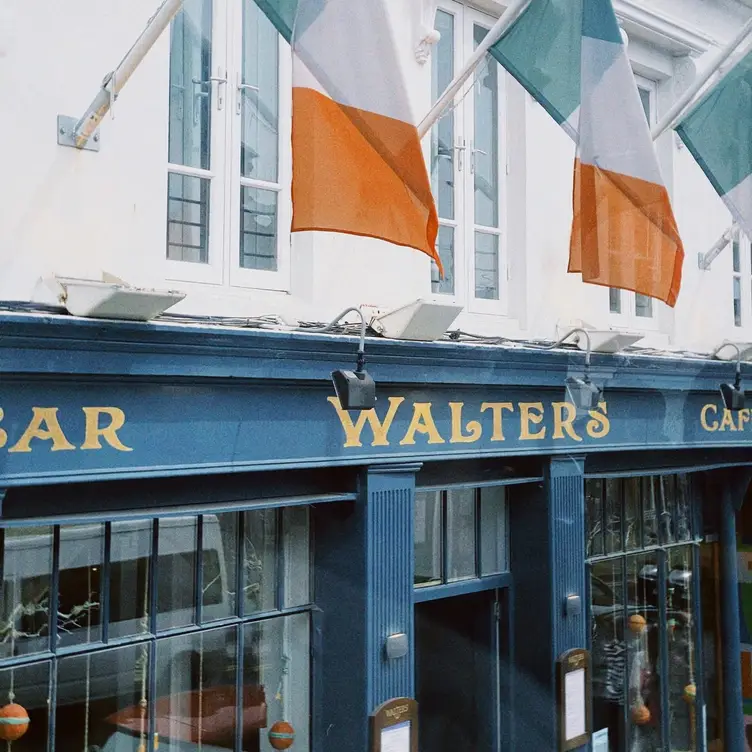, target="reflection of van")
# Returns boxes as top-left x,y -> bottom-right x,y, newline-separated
4,515 -> 230,709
